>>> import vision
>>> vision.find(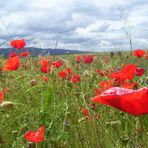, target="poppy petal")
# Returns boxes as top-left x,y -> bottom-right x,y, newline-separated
0,91 -> 4,103
3,56 -> 20,71
24,126 -> 44,143
10,39 -> 26,50
92,87 -> 148,115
